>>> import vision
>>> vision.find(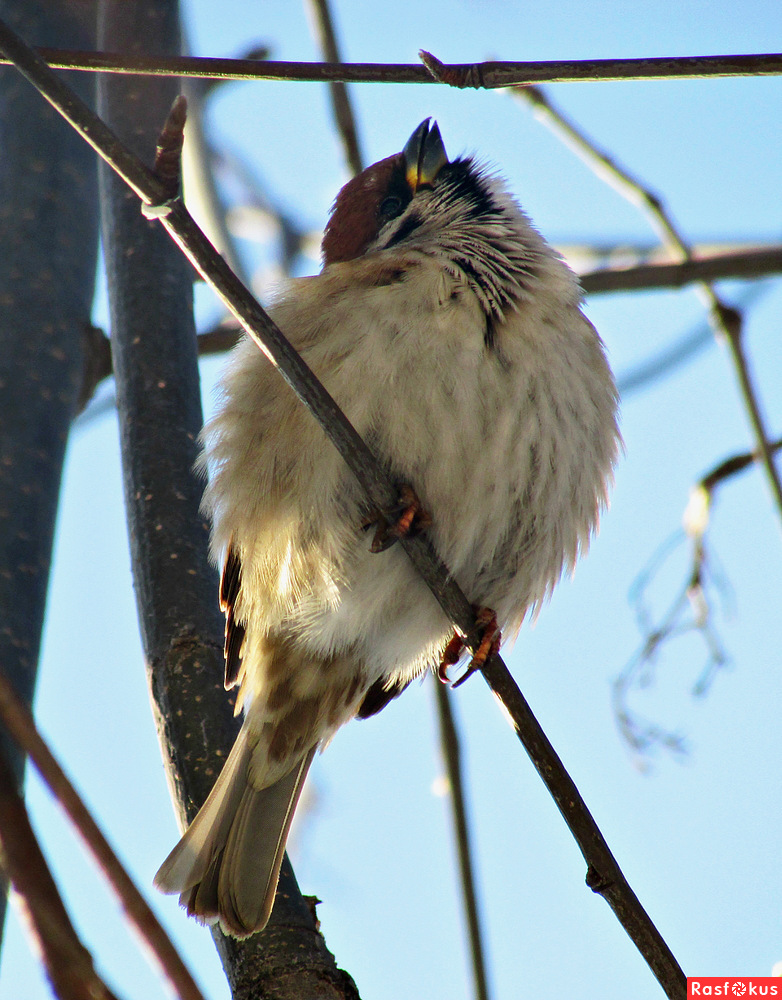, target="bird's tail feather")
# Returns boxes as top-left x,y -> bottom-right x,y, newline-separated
154,727 -> 315,938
